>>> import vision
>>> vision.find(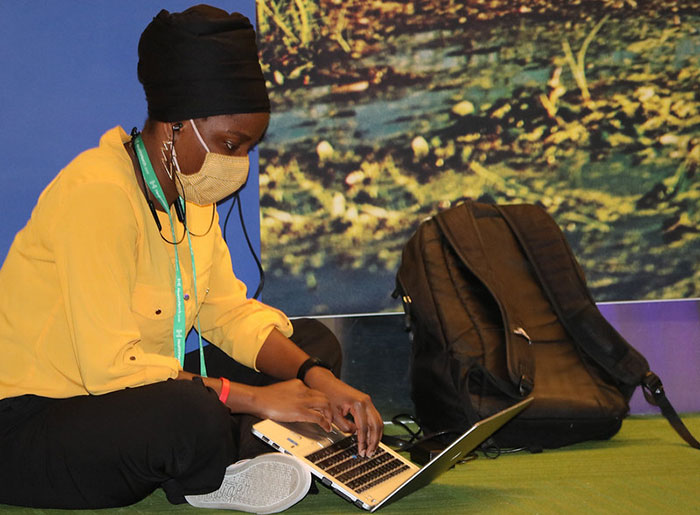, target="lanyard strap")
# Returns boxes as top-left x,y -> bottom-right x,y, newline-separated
183,206 -> 208,377
133,134 -> 207,375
